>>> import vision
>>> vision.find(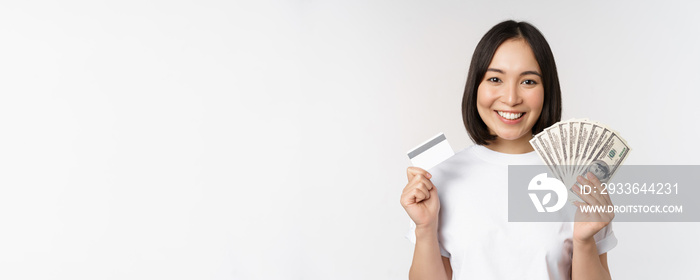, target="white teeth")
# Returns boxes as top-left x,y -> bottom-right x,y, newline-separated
497,111 -> 523,120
